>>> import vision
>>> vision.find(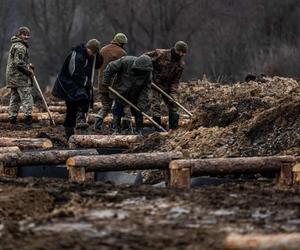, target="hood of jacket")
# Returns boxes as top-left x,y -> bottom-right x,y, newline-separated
11,36 -> 28,47
132,55 -> 153,72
